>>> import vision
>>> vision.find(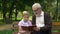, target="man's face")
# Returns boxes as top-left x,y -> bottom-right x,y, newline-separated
32,6 -> 41,16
